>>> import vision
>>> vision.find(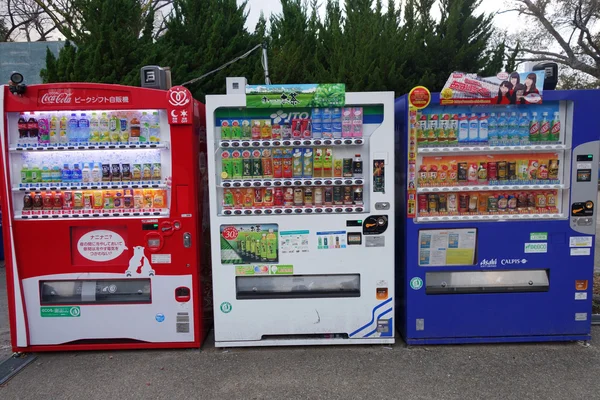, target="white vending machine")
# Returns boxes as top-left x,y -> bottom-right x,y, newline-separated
206,78 -> 395,347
